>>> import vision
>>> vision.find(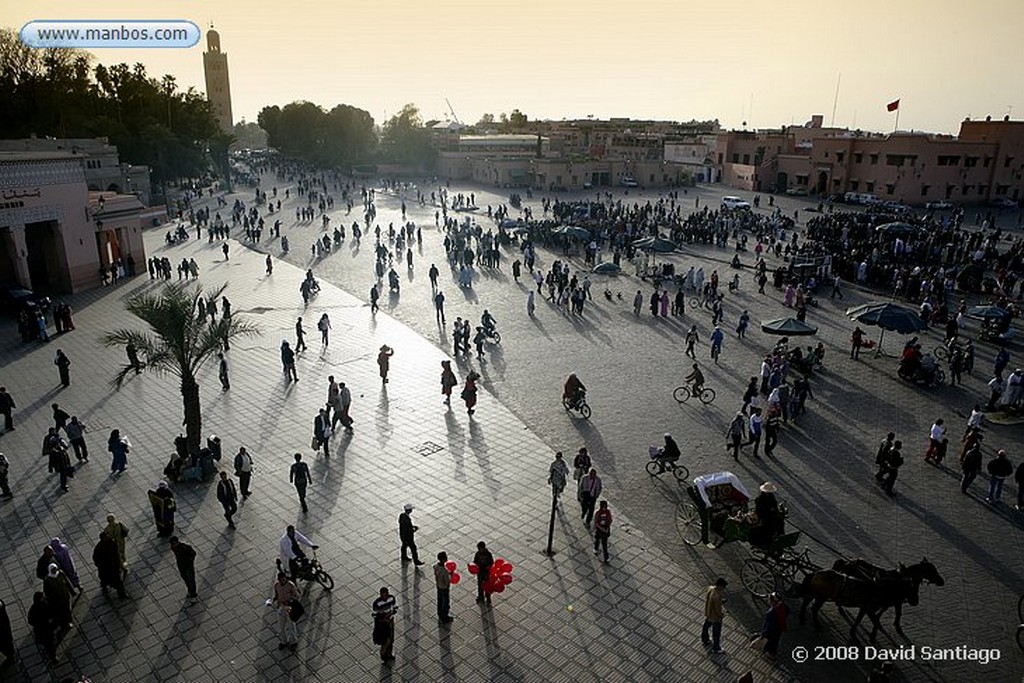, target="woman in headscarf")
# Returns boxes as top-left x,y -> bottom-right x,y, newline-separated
440,360 -> 458,406
148,481 -> 176,537
105,514 -> 129,573
49,538 -> 81,594
107,429 -> 130,473
42,564 -> 74,631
